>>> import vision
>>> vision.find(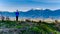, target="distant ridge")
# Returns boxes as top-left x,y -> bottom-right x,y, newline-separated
0,9 -> 60,19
